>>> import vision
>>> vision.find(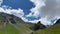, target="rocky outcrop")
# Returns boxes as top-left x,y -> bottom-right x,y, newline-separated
29,21 -> 46,31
